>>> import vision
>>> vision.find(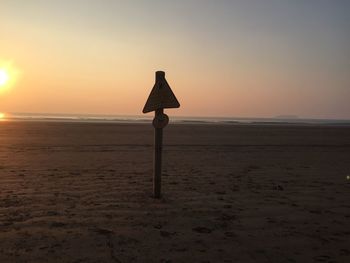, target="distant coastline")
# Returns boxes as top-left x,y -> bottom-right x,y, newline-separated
3,112 -> 350,126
